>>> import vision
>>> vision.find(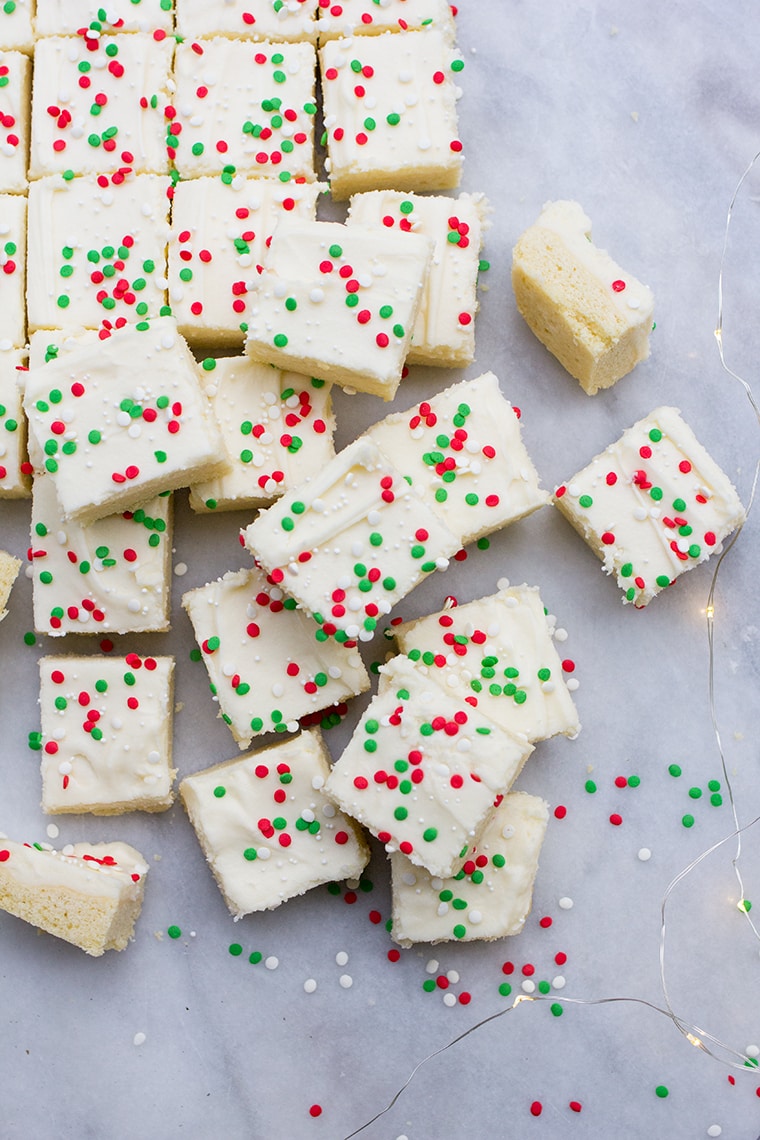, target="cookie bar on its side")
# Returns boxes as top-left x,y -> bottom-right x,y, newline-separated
0,837 -> 148,955
512,200 -> 654,394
